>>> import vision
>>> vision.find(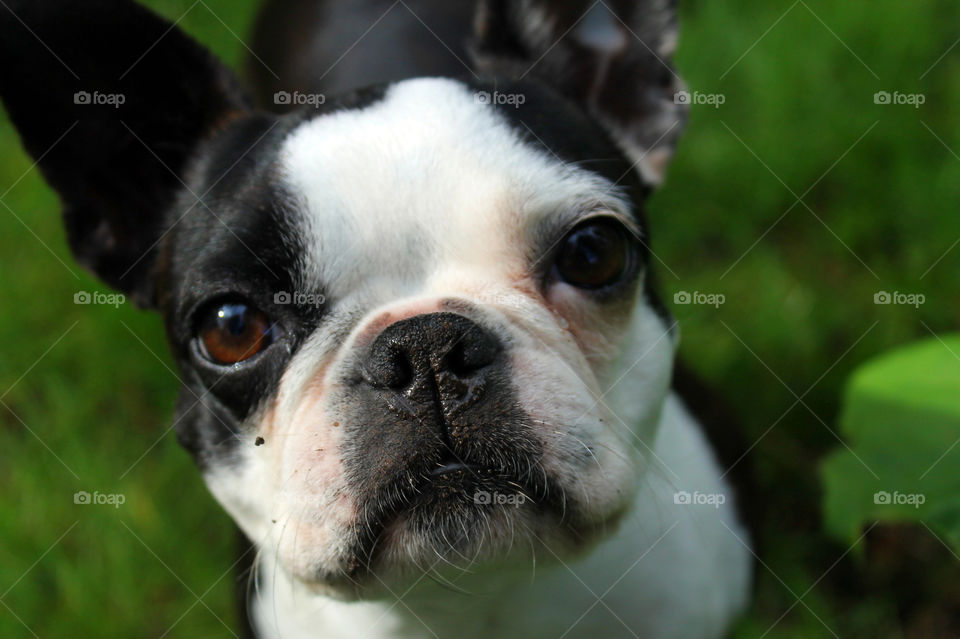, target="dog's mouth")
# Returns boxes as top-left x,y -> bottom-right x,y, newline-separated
429,459 -> 475,476
335,446 -> 561,585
